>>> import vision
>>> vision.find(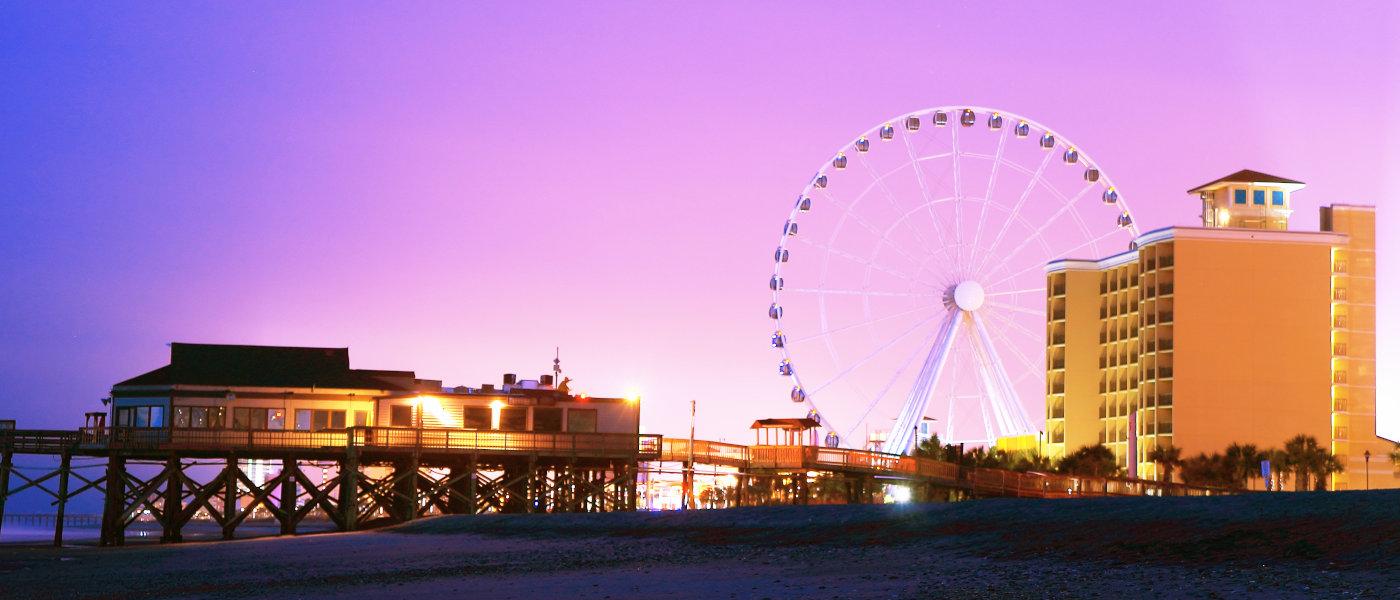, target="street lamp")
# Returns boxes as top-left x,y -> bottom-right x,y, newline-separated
1364,450 -> 1371,490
